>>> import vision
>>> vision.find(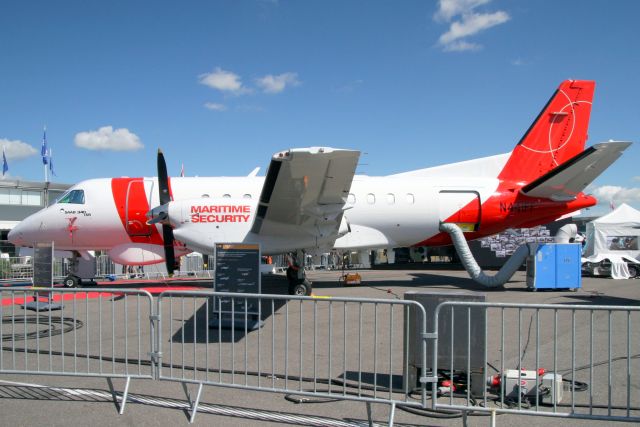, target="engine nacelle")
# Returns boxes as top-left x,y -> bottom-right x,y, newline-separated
108,243 -> 176,266
168,197 -> 257,254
